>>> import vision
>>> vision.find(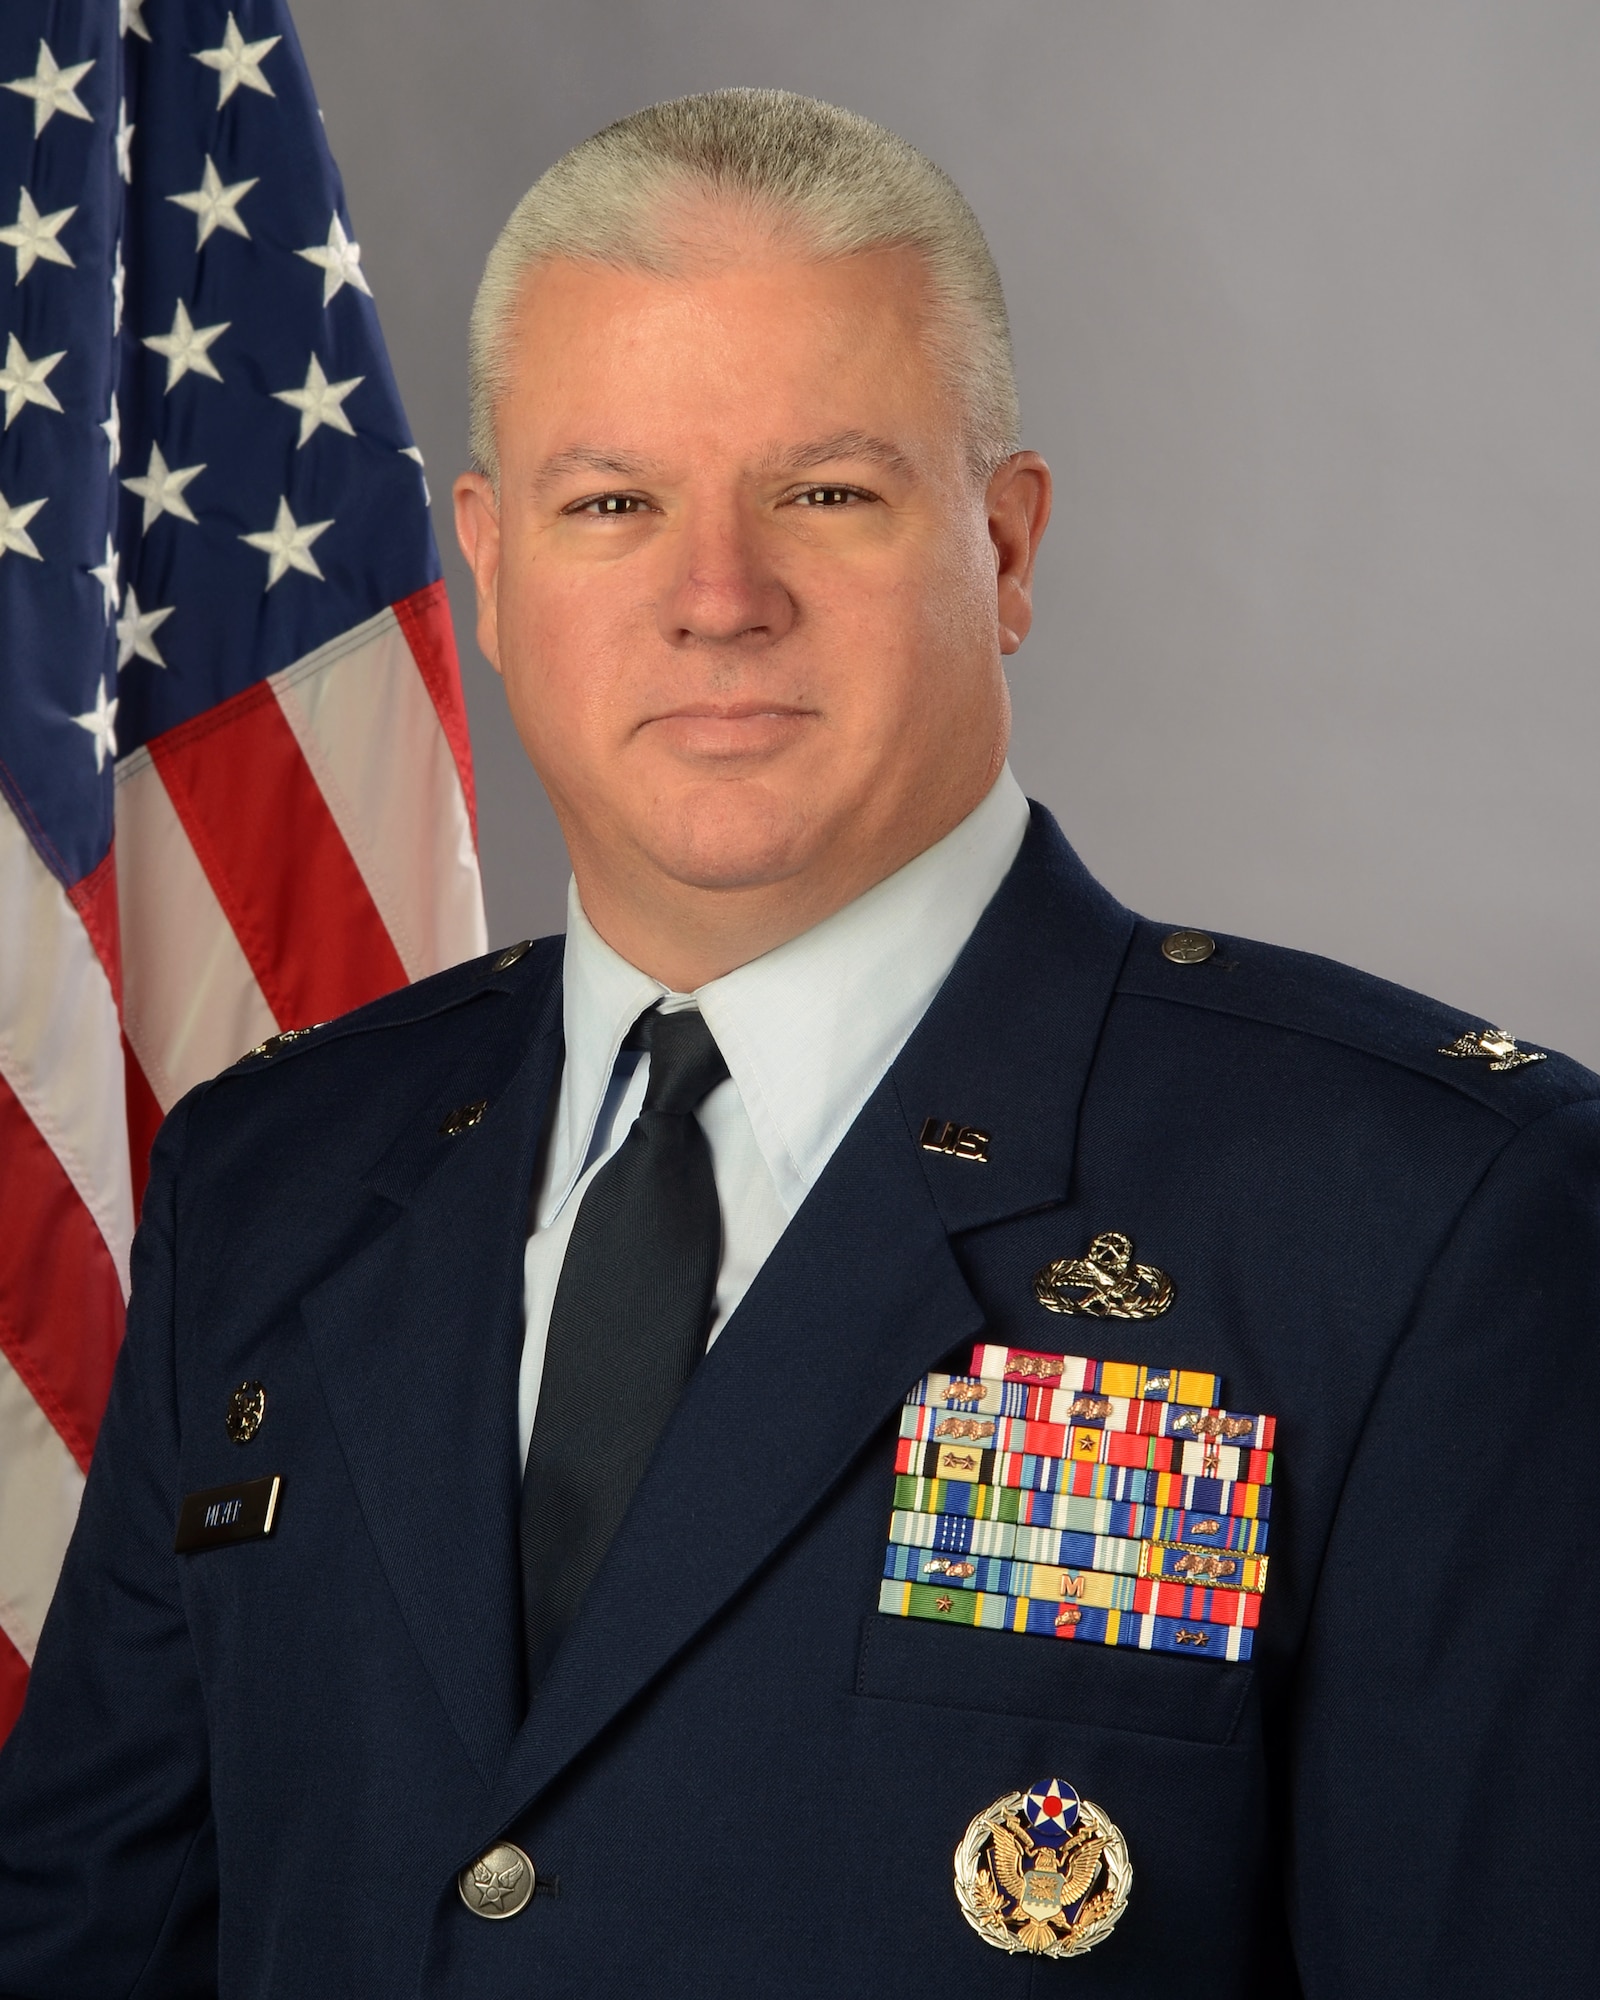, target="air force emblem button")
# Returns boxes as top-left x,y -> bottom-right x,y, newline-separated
955,1778 -> 1131,1957
459,1842 -> 535,1919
